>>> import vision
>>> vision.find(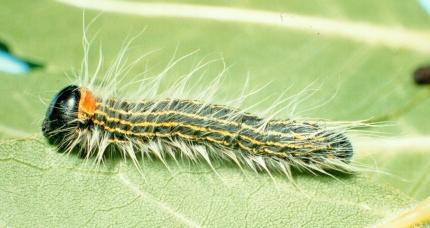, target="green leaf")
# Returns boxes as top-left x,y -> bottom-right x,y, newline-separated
1,0 -> 430,226
0,139 -> 413,227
